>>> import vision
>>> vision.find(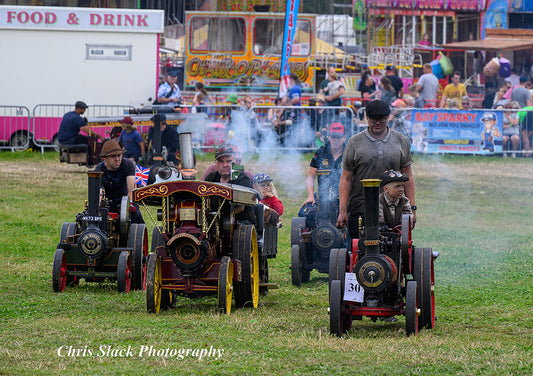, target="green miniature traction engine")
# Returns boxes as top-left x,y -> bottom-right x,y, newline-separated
52,171 -> 148,293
